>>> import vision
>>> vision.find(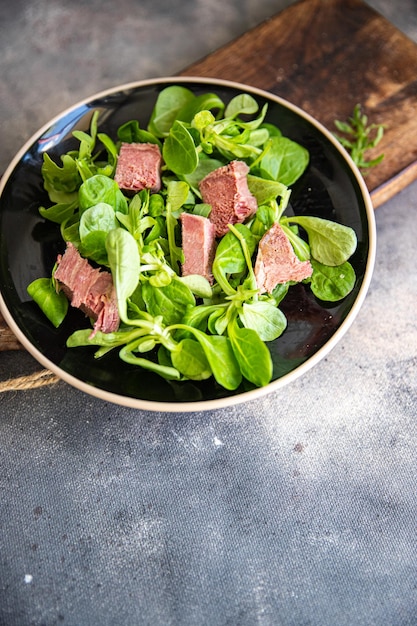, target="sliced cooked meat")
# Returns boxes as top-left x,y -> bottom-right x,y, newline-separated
114,142 -> 162,193
54,242 -> 120,336
181,212 -> 217,284
199,160 -> 258,237
254,222 -> 313,294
